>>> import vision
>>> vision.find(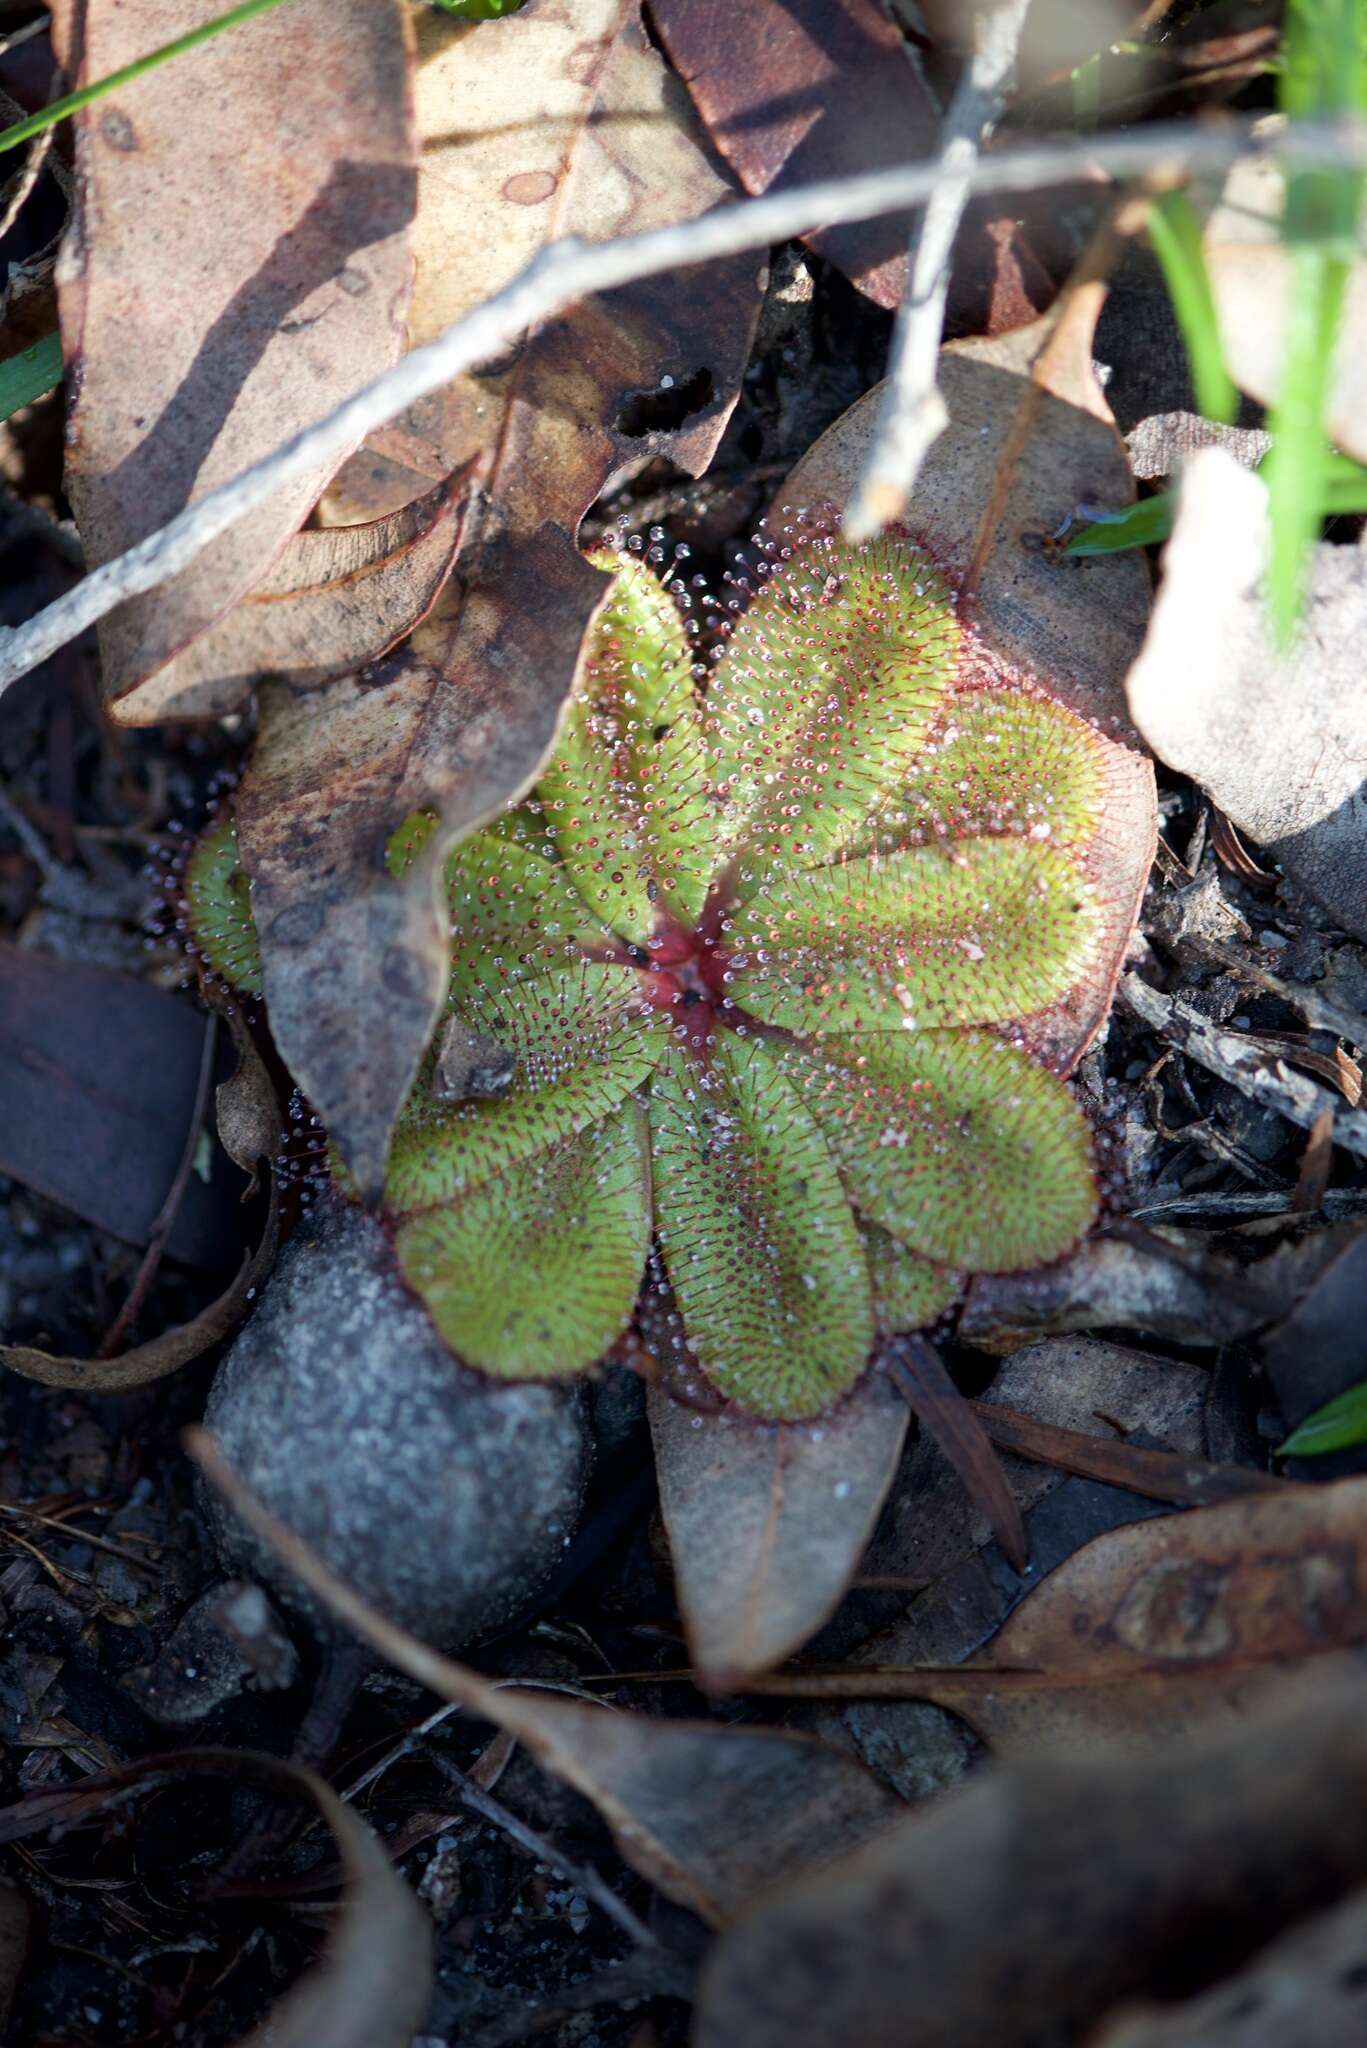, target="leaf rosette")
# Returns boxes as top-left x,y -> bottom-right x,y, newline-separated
189,529 -> 1128,1420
